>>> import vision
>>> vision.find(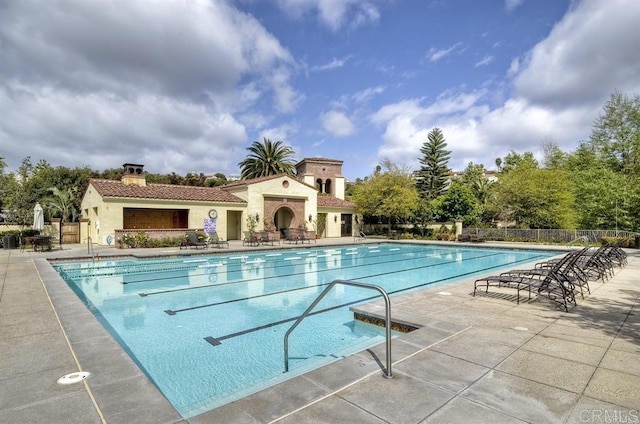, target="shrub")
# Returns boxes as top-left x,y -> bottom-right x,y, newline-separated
601,237 -> 634,248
